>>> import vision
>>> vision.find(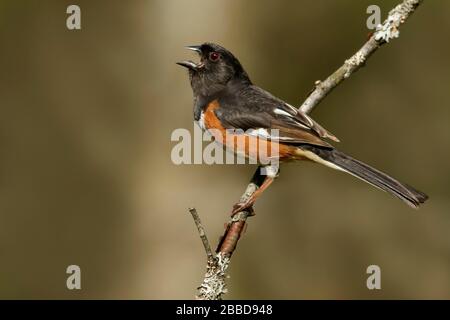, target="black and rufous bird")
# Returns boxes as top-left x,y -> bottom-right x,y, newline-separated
177,42 -> 428,214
